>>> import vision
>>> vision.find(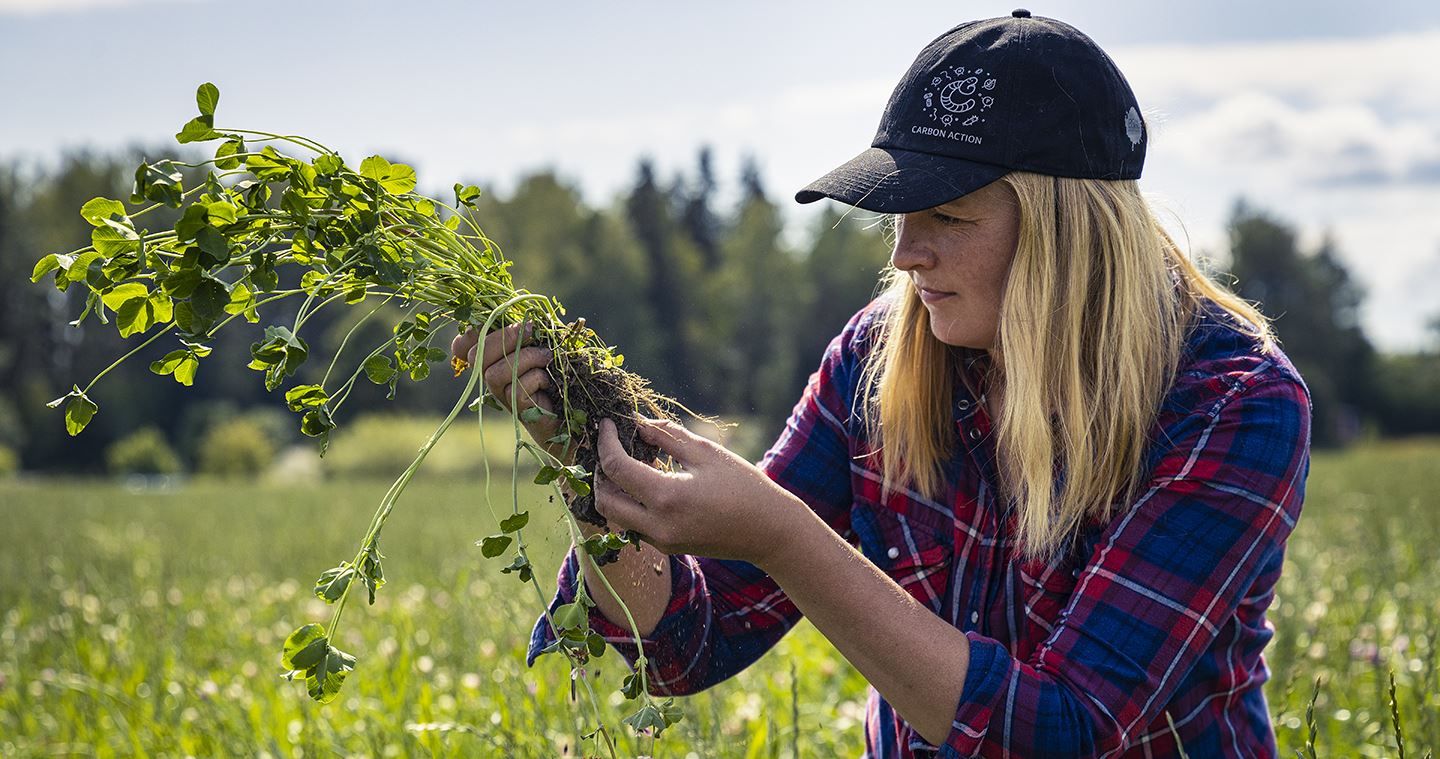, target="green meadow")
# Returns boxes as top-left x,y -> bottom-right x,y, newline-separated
2,439 -> 1436,757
